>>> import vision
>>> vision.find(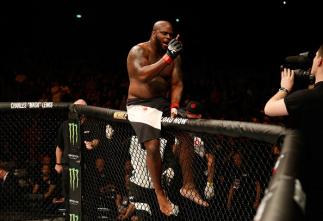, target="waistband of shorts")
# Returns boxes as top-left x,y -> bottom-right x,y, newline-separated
126,97 -> 168,107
